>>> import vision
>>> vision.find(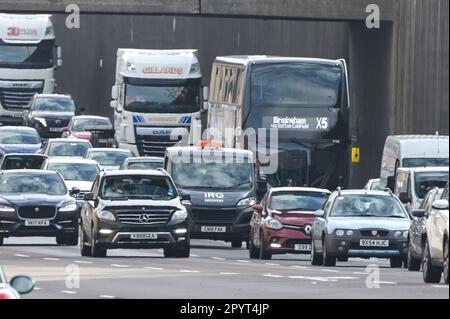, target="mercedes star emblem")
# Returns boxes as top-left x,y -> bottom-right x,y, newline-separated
139,214 -> 151,223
